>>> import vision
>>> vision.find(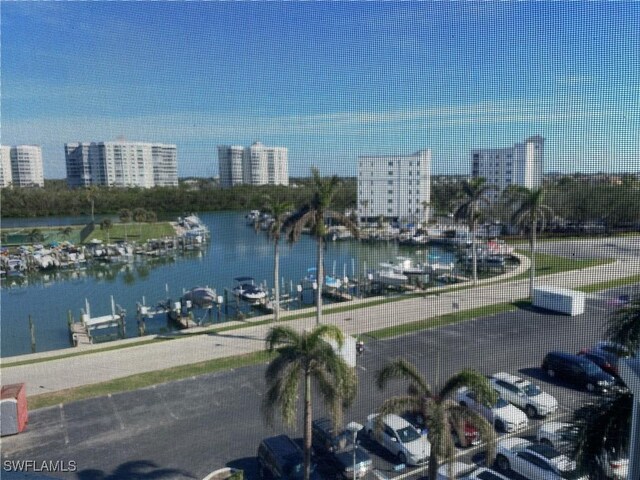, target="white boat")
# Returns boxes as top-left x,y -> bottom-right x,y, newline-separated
182,286 -> 217,307
245,210 -> 260,225
374,263 -> 408,287
394,257 -> 428,275
232,277 -> 267,303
